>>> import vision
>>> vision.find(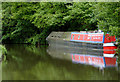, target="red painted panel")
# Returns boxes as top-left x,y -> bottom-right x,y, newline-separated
91,34 -> 103,42
84,34 -> 91,41
104,57 -> 116,66
71,34 -> 84,40
103,50 -> 116,54
104,34 -> 116,43
78,34 -> 84,40
71,33 -> 104,42
71,34 -> 75,40
103,46 -> 117,50
73,34 -> 79,40
103,46 -> 117,54
71,33 -> 116,43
